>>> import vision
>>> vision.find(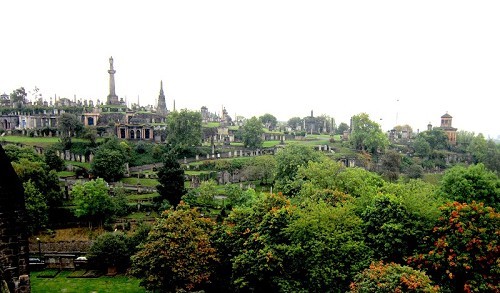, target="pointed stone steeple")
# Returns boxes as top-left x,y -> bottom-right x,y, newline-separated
156,80 -> 167,115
